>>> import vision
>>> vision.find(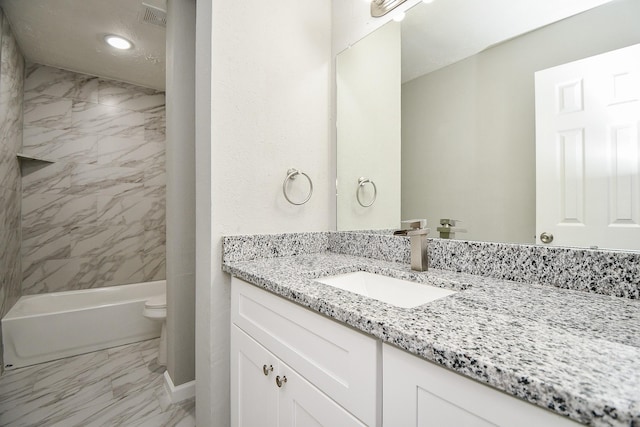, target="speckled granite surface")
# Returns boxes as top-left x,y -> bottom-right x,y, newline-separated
223,233 -> 640,427
329,232 -> 640,299
222,232 -> 329,263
